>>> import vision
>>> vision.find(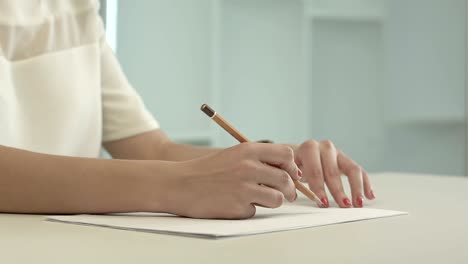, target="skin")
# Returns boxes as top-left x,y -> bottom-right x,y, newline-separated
0,130 -> 374,219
